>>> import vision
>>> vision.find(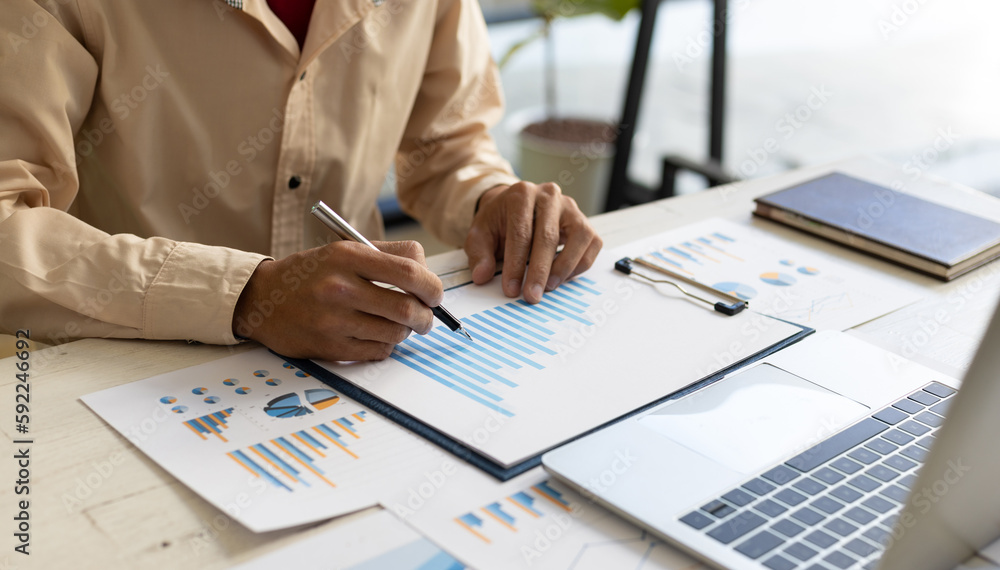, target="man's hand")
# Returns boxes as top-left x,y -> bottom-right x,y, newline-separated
465,181 -> 603,303
233,240 -> 443,362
